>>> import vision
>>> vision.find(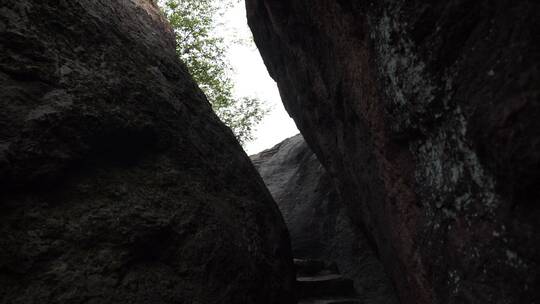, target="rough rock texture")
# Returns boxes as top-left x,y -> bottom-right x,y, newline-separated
247,0 -> 540,303
252,134 -> 398,304
0,1 -> 295,303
